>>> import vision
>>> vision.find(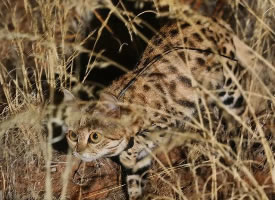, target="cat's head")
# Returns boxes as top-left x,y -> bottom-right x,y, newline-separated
64,90 -> 129,161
